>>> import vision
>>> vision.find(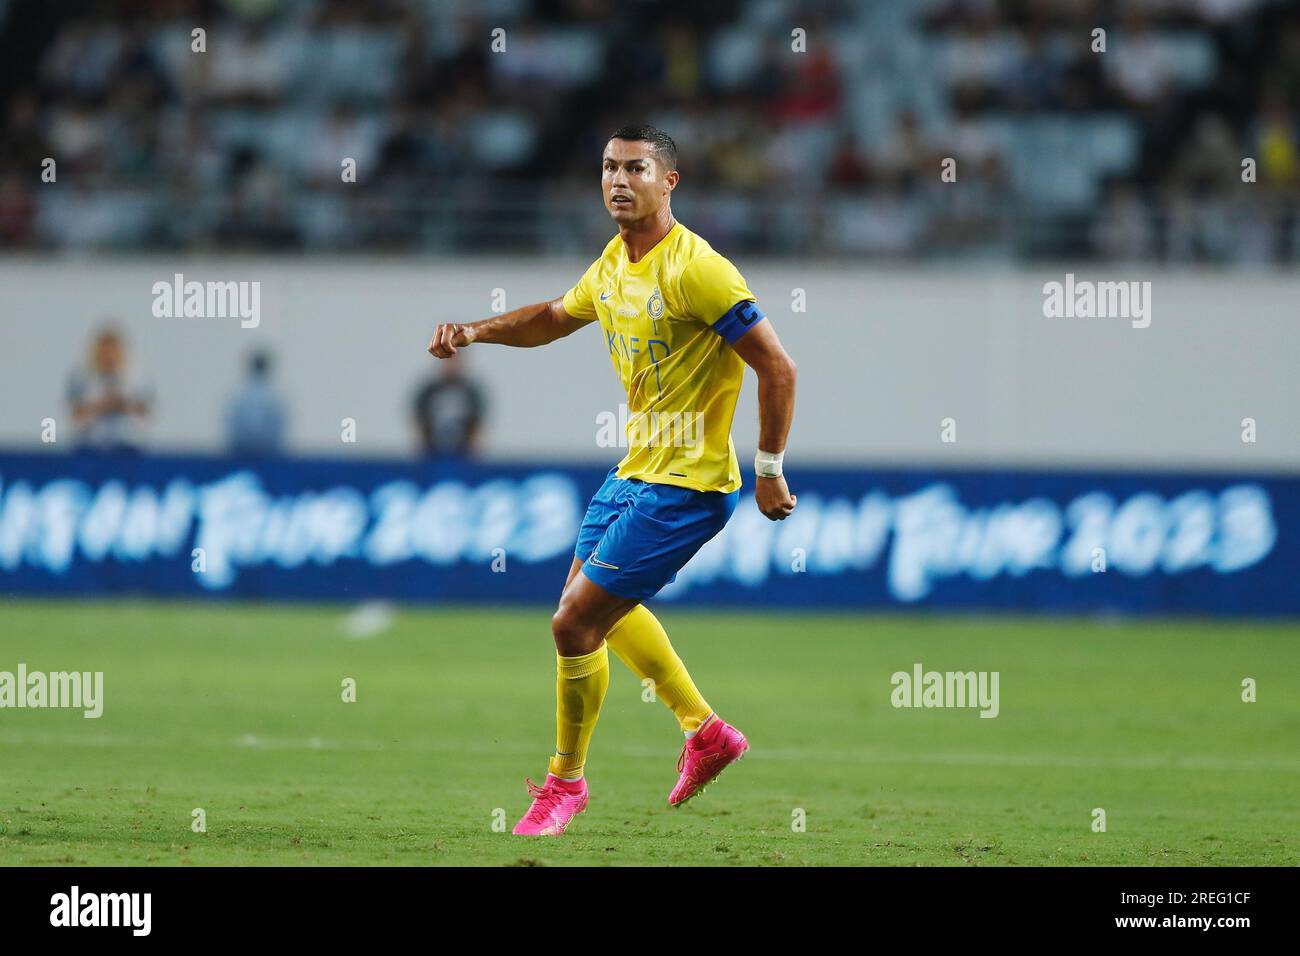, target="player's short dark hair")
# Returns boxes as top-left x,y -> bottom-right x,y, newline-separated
609,124 -> 678,171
